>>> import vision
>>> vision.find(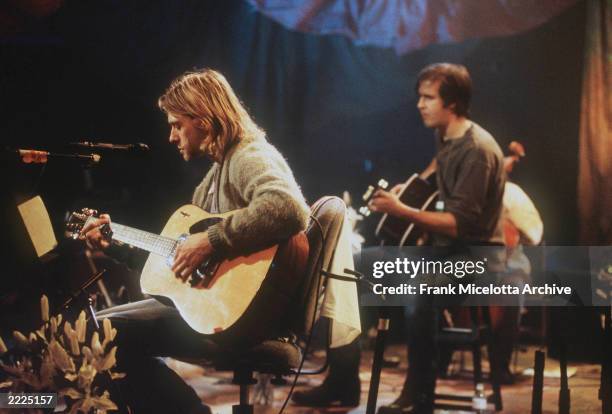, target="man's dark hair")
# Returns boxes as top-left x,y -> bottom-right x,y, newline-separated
416,63 -> 472,117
